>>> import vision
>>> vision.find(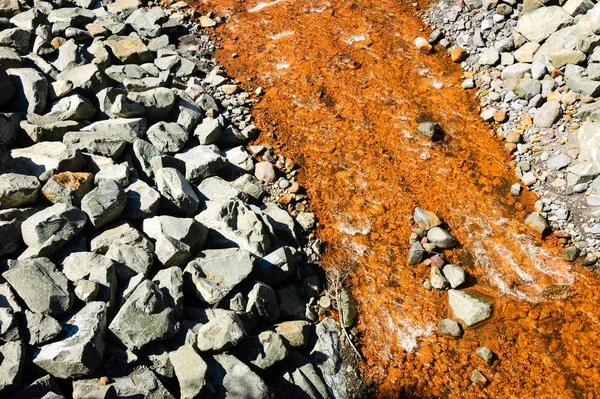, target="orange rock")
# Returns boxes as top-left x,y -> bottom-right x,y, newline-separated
494,111 -> 507,123
451,48 -> 468,63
